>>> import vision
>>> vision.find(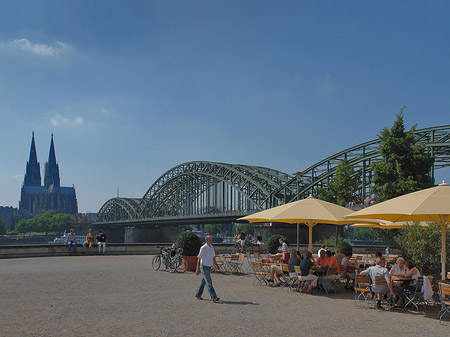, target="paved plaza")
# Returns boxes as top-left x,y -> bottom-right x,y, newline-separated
0,255 -> 448,337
